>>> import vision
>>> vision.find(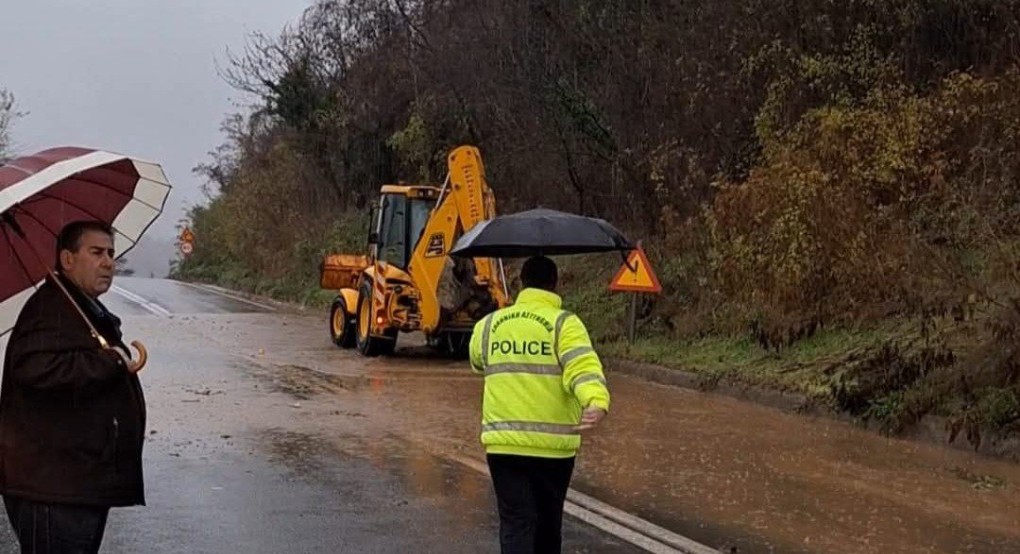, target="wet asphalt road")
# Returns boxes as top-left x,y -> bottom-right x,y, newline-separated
3,277 -> 1020,553
0,278 -> 642,553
